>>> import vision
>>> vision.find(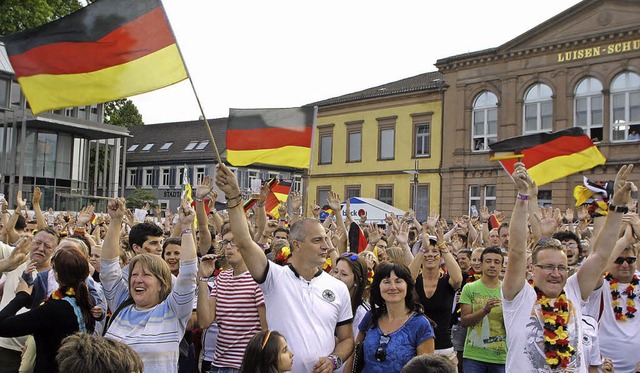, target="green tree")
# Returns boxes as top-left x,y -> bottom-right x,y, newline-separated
104,98 -> 144,127
0,0 -> 82,35
126,189 -> 157,210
